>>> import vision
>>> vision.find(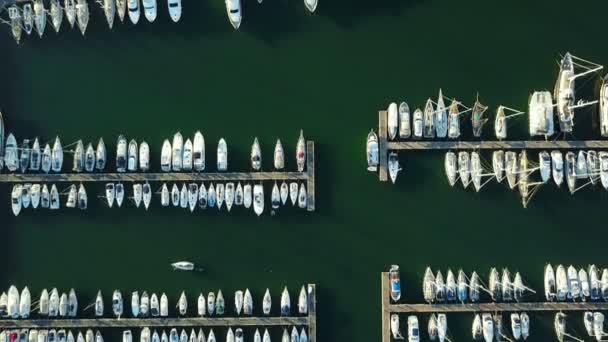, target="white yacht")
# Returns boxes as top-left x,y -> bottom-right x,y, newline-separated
116,135 -> 127,172
587,150 -> 599,184
50,184 -> 60,209
139,141 -> 150,171
274,139 -> 284,170
11,185 -> 22,216
422,267 -> 435,303
390,314 -> 402,339
444,152 -> 457,186
555,53 -> 575,133
296,130 -> 306,171
128,0 -> 140,24
72,140 -> 84,172
161,183 -> 170,207
193,131 -> 205,171
30,184 -> 40,209
482,313 -> 494,342
554,312 -> 566,342
216,183 -> 225,210
423,99 -> 435,138
366,130 -> 379,171
127,140 -> 138,171
142,183 -> 152,210
298,183 -> 307,208
304,0 -> 317,13
262,289 -> 271,315
102,0 -> 115,28
458,151 -> 470,189
251,138 -> 262,170
576,150 -> 588,179
538,151 -> 550,183
8,6 -> 22,44
23,4 -> 33,35
49,0 -> 62,32
66,184 -> 77,208
84,143 -> 95,172
600,151 -> 608,189
182,139 -> 193,171
579,268 -> 590,299
33,0 -> 46,38
470,152 -> 482,192
198,183 -> 207,209
133,183 -> 143,208
217,138 -> 228,171
180,183 -> 188,209
172,132 -> 183,171
253,184 -> 264,216
142,0 -> 157,22
225,182 -> 234,211
551,150 -> 564,186
65,0 -> 76,28
5,133 -> 18,171
289,182 -> 298,206
42,144 -> 52,173
188,183 -> 198,212
413,108 -> 423,138
495,105 -> 507,140
601,74 -> 608,136
399,102 -> 411,139
556,265 -> 568,301
492,150 -> 505,182
280,287 -> 290,316
244,183 -> 252,208
207,183 -> 216,208
388,152 -> 401,184
225,0 -> 241,29
387,102 -> 399,140
167,0 -> 182,22
505,151 -> 518,189
298,286 -> 307,314
115,183 -> 125,207
472,314 -> 482,341
161,139 -> 172,171
528,91 -> 555,137
447,100 -> 460,139
96,138 -> 106,171
565,151 -> 577,194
